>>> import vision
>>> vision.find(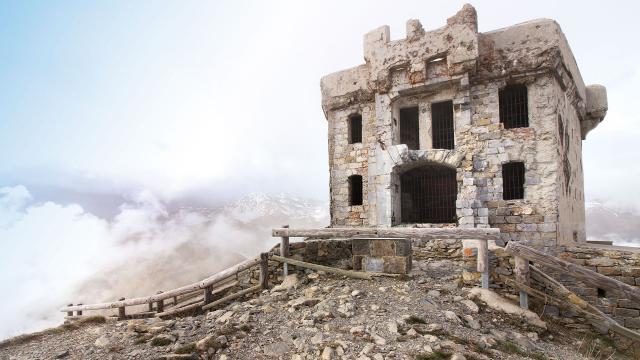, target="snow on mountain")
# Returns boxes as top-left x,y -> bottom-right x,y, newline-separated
586,200 -> 640,247
223,192 -> 329,224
